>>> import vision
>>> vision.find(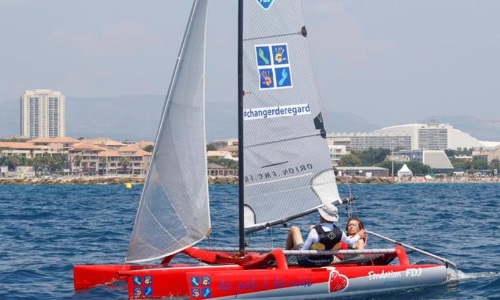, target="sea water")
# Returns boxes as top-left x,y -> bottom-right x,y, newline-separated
0,183 -> 499,299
